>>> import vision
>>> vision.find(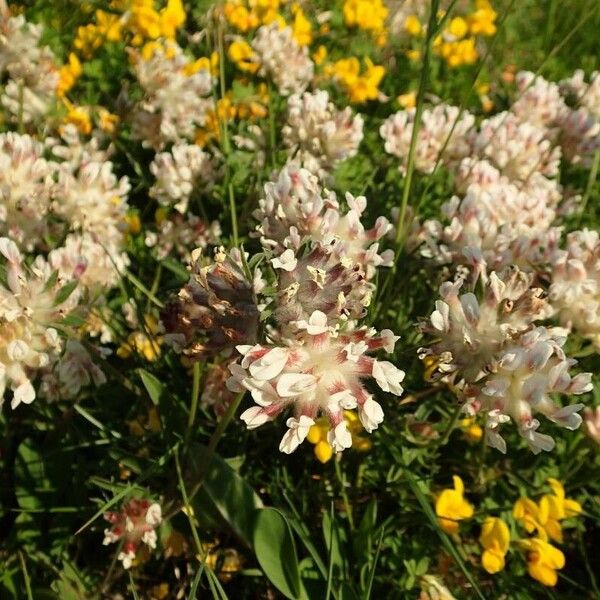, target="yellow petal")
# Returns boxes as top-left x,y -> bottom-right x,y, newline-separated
482,549 -> 505,574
